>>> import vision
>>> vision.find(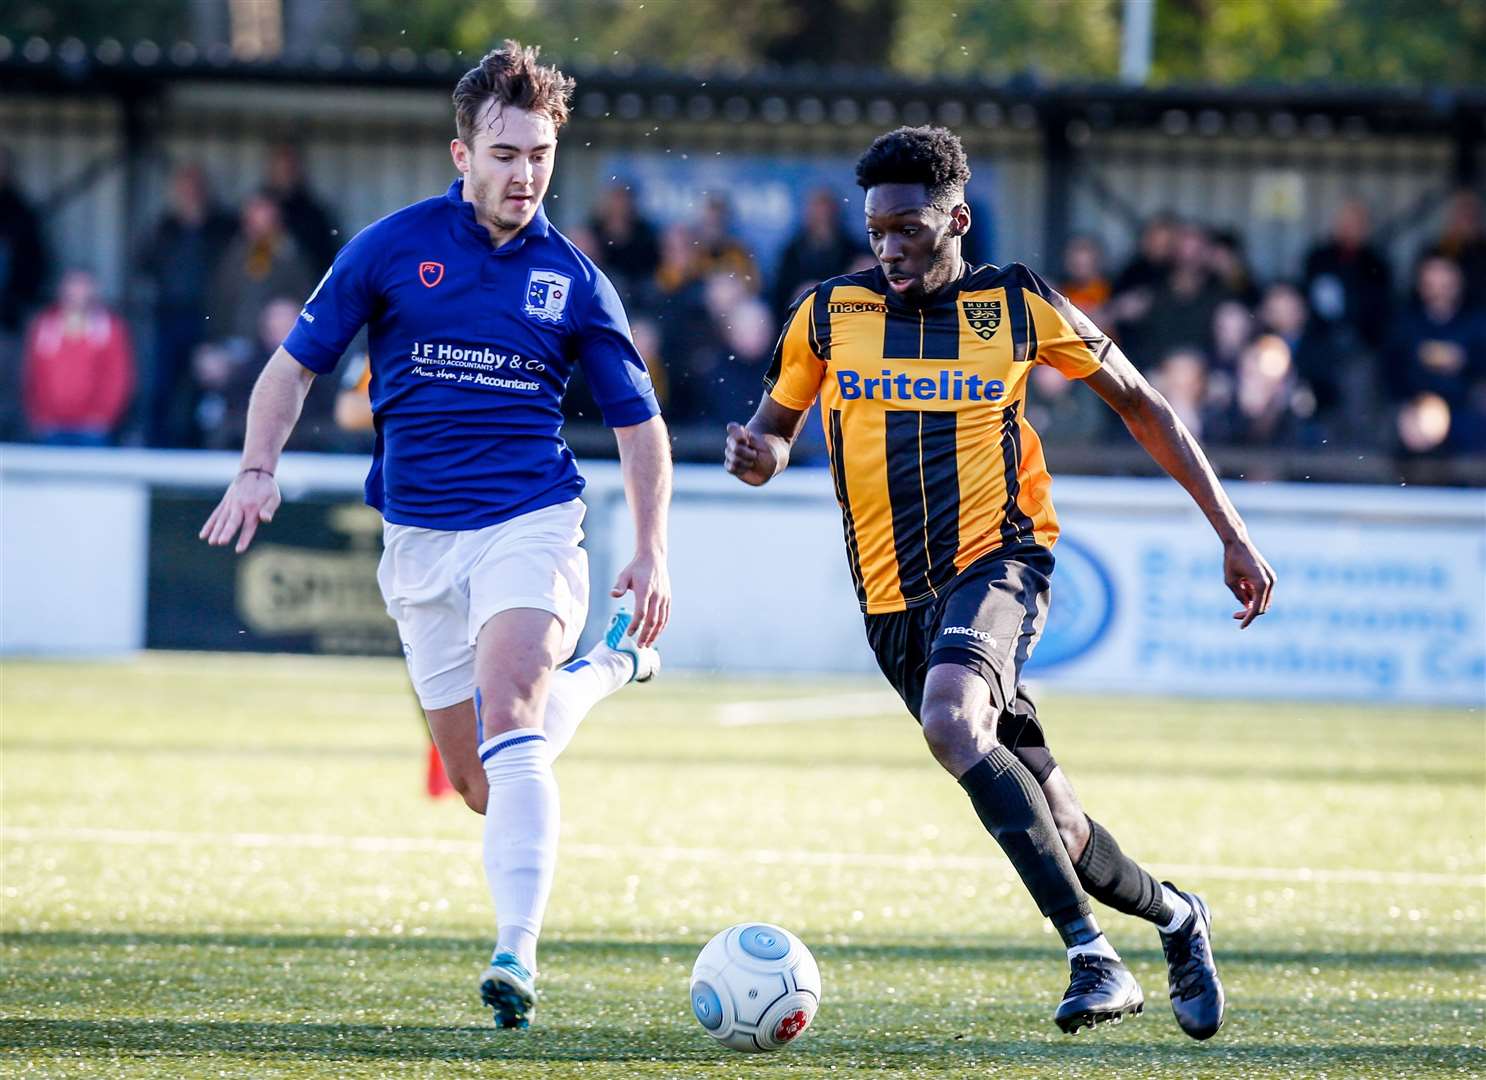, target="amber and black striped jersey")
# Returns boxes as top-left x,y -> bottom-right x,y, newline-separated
764,262 -> 1123,614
